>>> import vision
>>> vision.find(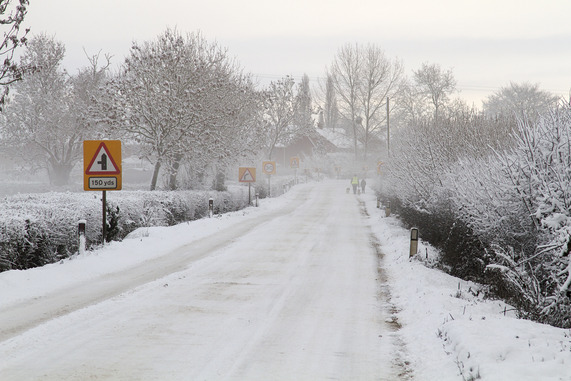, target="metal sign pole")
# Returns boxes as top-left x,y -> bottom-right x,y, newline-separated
102,190 -> 107,244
